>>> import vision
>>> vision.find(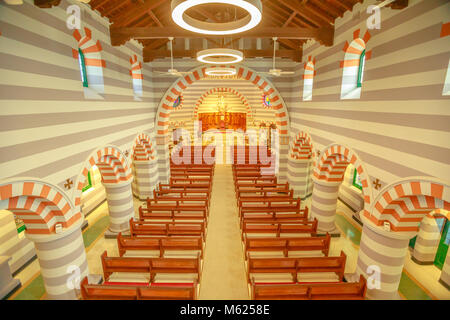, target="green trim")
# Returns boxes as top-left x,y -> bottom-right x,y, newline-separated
352,168 -> 363,190
357,49 -> 365,88
434,219 -> 449,270
17,224 -> 26,234
78,48 -> 88,88
82,171 -> 92,192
